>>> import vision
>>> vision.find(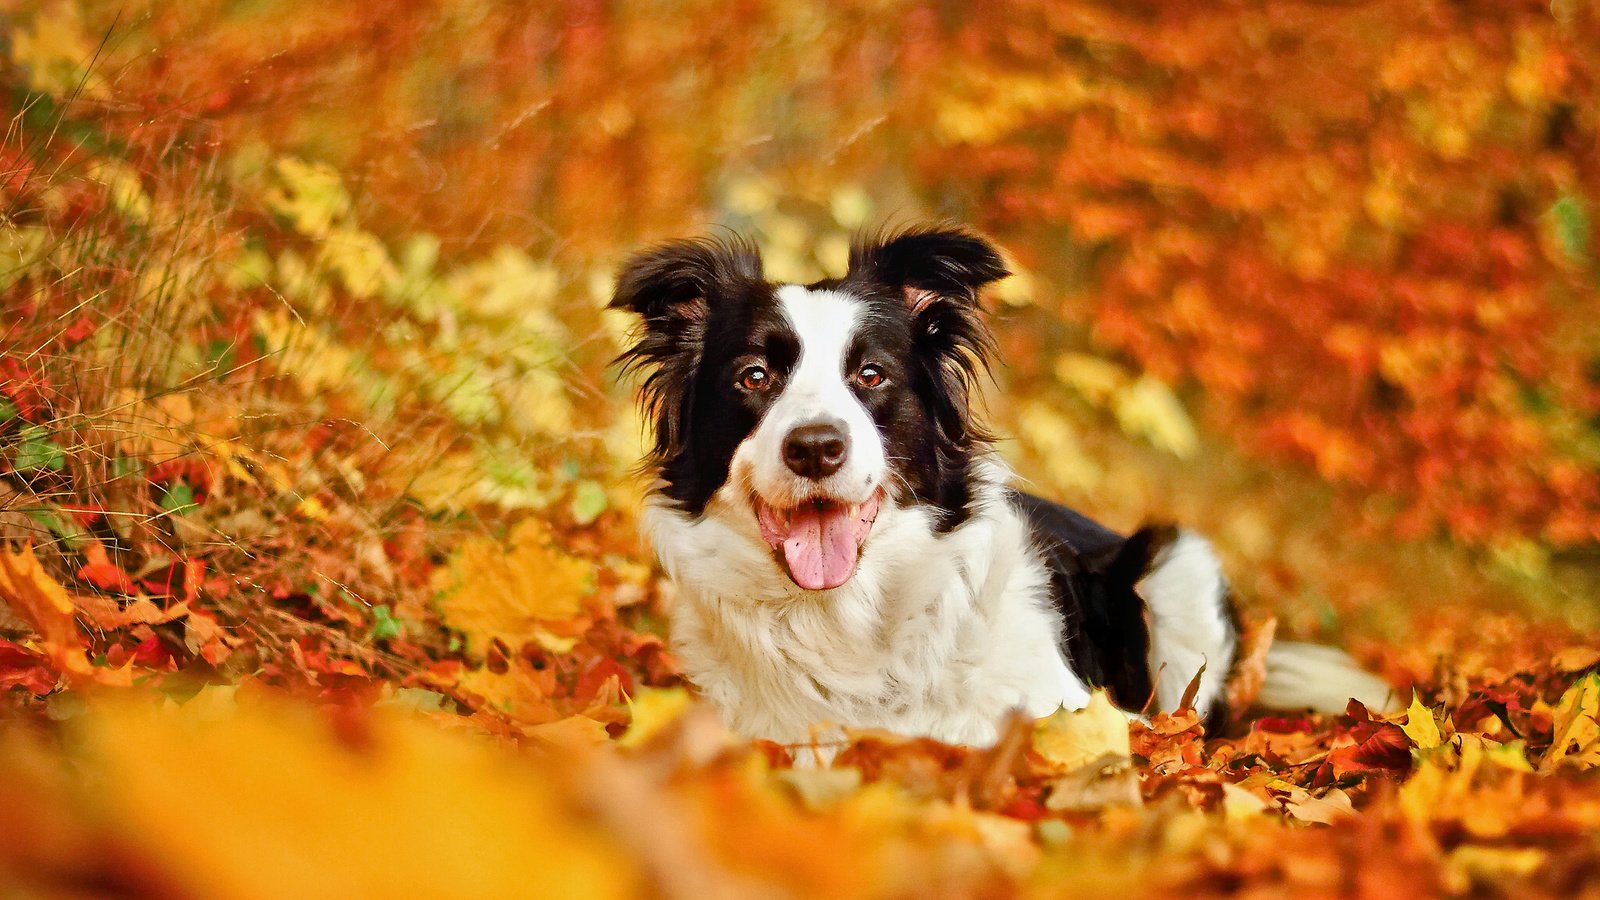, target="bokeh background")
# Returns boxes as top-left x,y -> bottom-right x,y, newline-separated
3,1 -> 1600,895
